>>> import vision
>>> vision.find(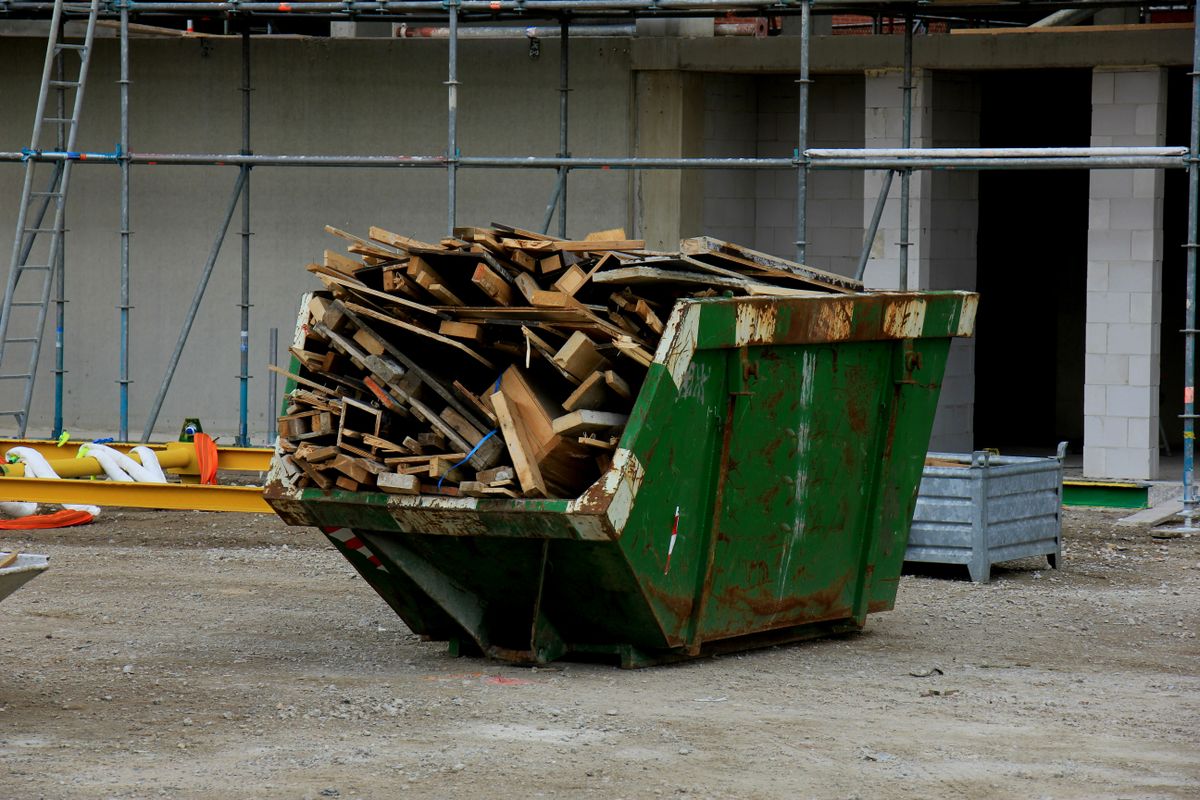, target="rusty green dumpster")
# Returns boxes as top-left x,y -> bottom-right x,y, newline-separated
266,291 -> 977,667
